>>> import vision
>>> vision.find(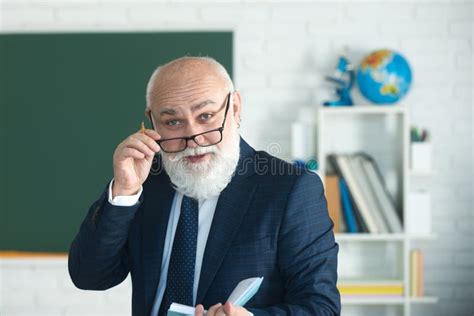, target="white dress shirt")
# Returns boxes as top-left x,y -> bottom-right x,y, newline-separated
108,180 -> 219,314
